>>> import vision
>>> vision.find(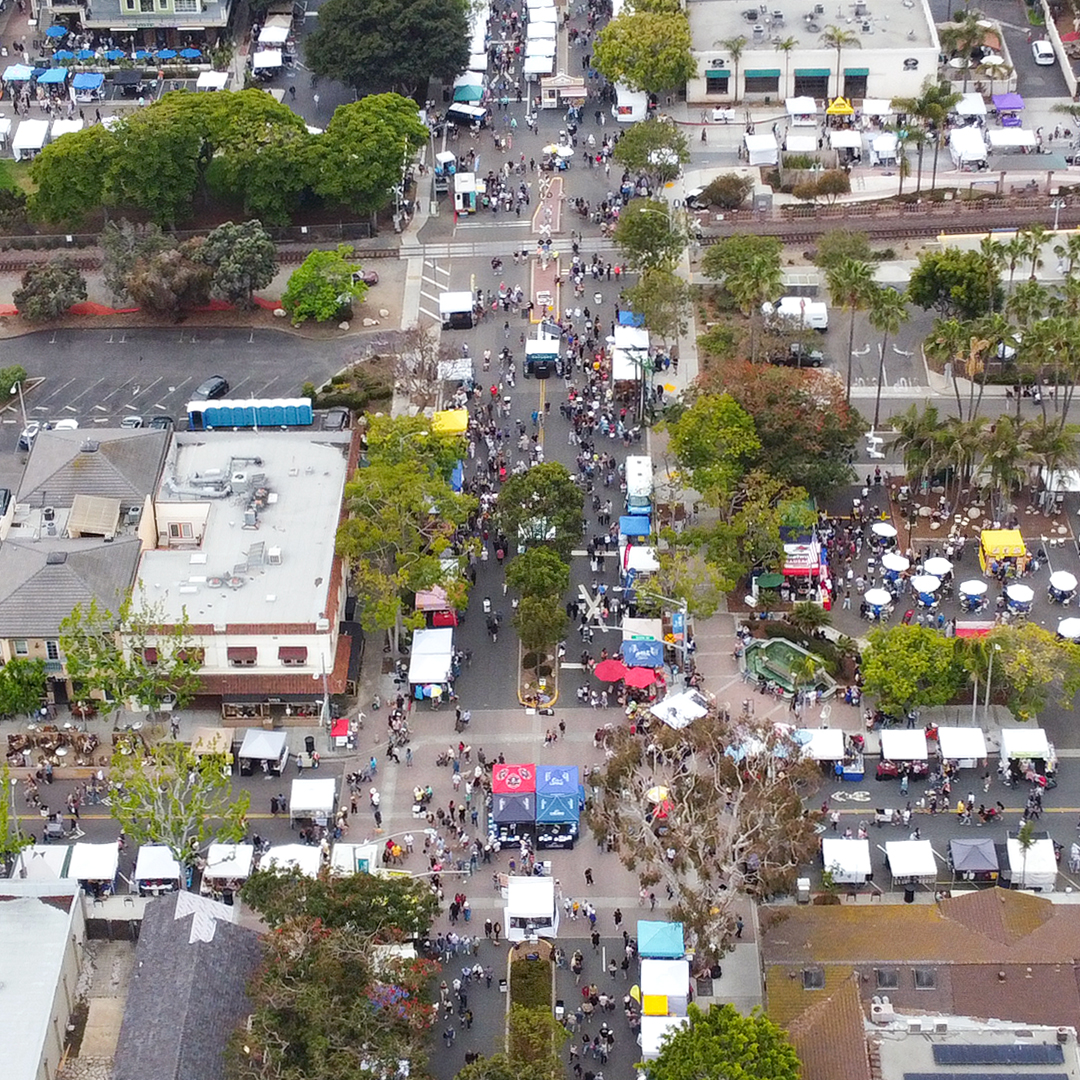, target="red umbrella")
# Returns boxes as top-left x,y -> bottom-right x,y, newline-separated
624,666 -> 658,688
593,658 -> 629,682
